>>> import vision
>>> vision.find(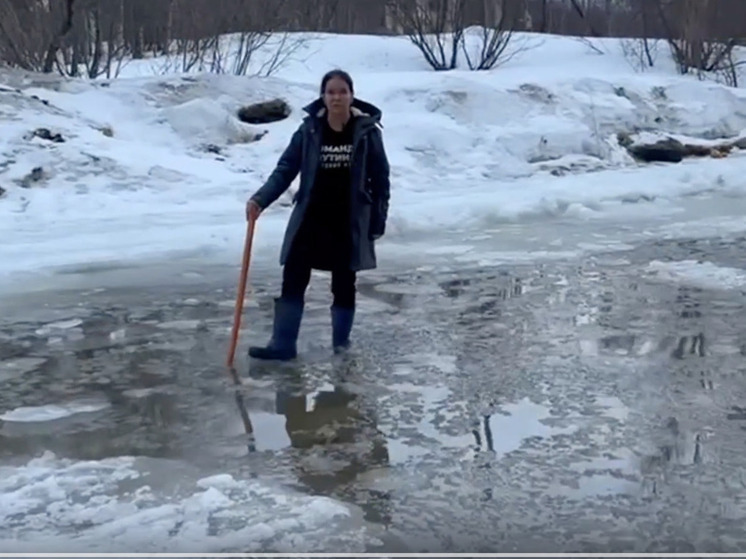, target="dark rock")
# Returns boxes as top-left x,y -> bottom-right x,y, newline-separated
30,95 -> 49,106
0,185 -> 6,198
237,99 -> 291,124
33,128 -> 65,143
204,144 -> 222,155
617,132 -> 633,148
628,137 -> 684,163
19,167 -> 45,188
622,194 -> 656,203
734,137 -> 746,150
682,143 -> 715,157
